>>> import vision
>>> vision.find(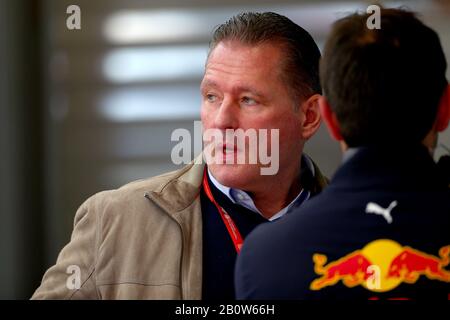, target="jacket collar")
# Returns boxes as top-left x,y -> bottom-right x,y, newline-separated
145,155 -> 205,218
330,144 -> 447,191
146,153 -> 329,218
